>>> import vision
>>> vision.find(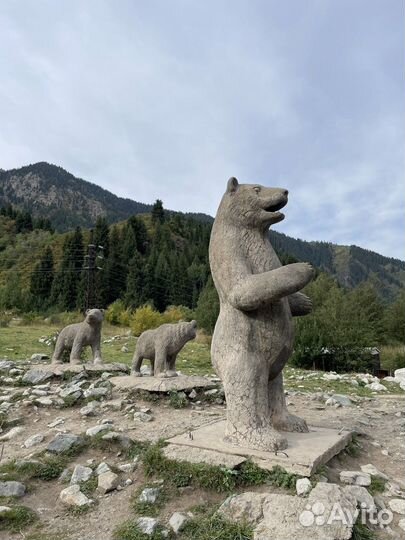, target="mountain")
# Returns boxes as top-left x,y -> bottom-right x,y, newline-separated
0,162 -> 212,230
1,162 -> 404,301
270,231 -> 405,301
